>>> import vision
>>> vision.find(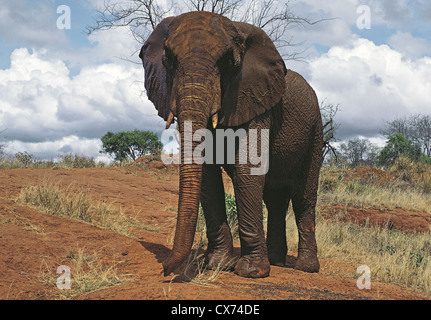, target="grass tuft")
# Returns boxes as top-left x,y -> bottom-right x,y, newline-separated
38,247 -> 129,299
16,181 -> 159,237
